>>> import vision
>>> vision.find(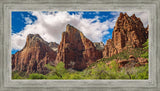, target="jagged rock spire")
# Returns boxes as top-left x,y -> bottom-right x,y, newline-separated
12,34 -> 57,74
103,13 -> 148,57
56,24 -> 102,70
